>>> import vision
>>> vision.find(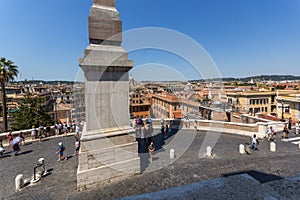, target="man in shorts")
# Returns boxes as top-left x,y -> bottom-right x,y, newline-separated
56,142 -> 67,161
